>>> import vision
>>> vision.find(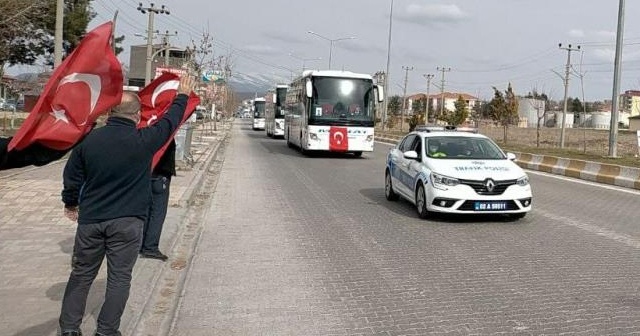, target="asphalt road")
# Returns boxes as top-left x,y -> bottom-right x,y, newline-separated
171,119 -> 640,335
